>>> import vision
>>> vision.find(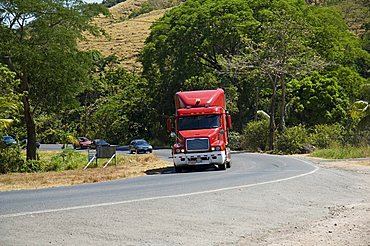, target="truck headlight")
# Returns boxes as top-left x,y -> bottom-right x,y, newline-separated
211,146 -> 221,151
